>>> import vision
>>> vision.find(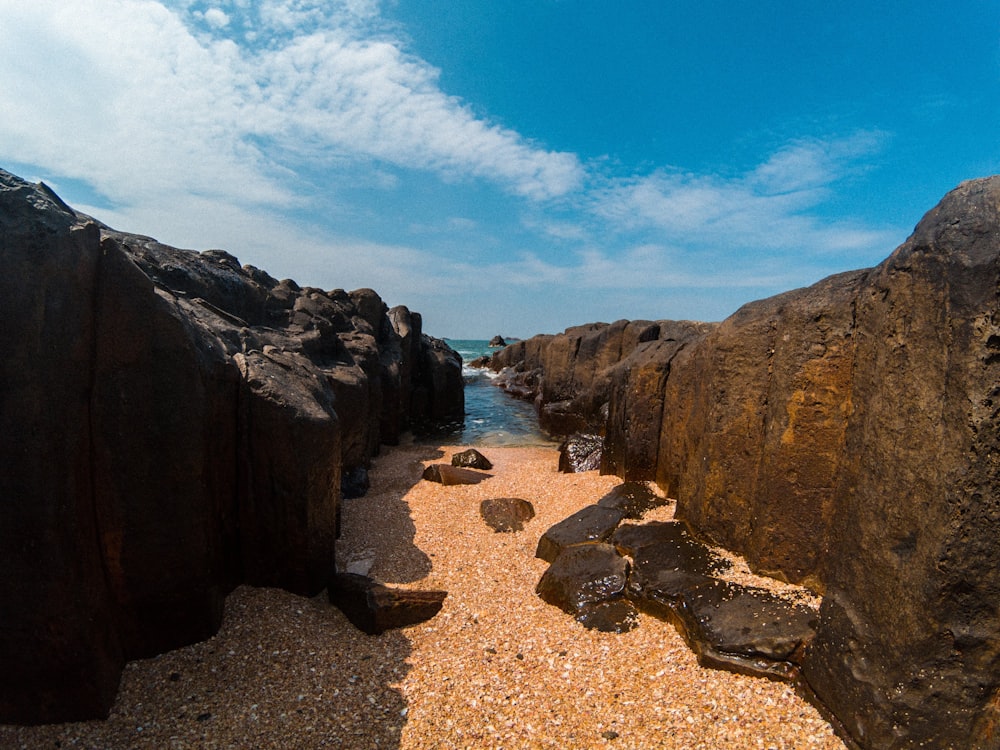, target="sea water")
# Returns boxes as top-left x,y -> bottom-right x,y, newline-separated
415,339 -> 554,447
